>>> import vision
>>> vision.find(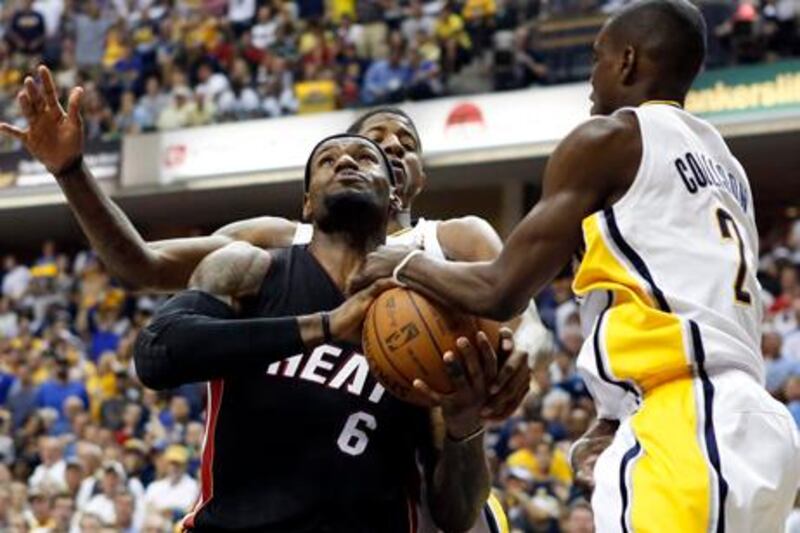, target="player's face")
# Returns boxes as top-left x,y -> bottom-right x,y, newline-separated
589,25 -> 619,116
358,113 -> 425,209
303,138 -> 392,230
